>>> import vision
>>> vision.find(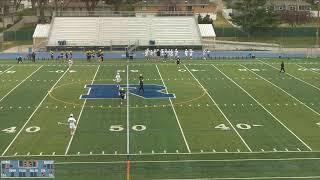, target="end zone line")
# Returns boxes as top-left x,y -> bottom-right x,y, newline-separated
212,64 -> 312,151
240,64 -> 320,117
259,60 -> 320,92
0,66 -> 15,76
1,66 -> 70,156
156,65 -> 191,153
127,65 -> 130,155
184,65 -> 252,152
0,66 -> 43,103
65,65 -> 100,155
295,64 -> 320,75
